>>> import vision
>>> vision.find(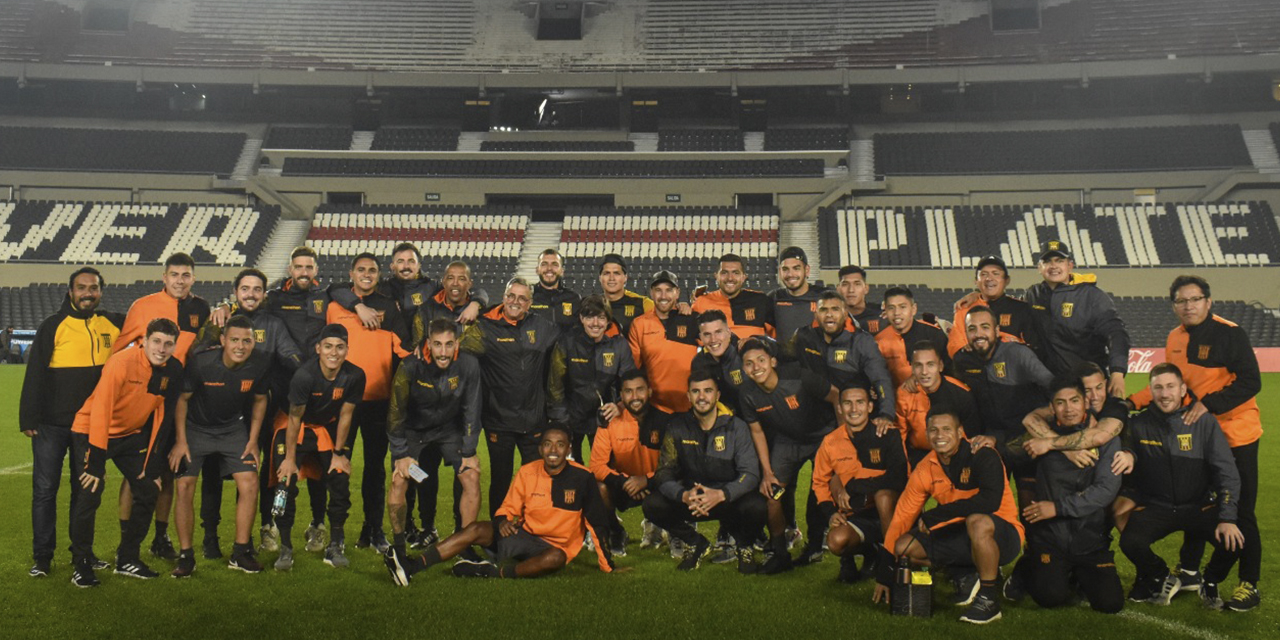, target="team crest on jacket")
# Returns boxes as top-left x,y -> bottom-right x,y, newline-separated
312,300 -> 324,313
999,314 -> 1011,326
241,380 -> 253,393
993,362 -> 1006,378
276,443 -> 286,455
959,467 -> 971,484
1178,434 -> 1193,451
784,395 -> 800,410
564,489 -> 576,504
869,449 -> 881,464
713,435 -> 726,451
332,388 -> 344,400
412,293 -> 423,306
527,330 -> 537,344
834,350 -> 847,364
603,352 -> 615,368
676,325 -> 688,338
1198,345 -> 1211,360
562,302 -> 573,316
448,376 -> 459,390
189,314 -> 200,328
1061,303 -> 1074,319
729,370 -> 744,385
1041,553 -> 1052,564
809,302 -> 817,312
159,376 -> 170,391
745,308 -> 756,322
650,431 -> 660,444
254,329 -> 266,343
624,306 -> 635,317
101,333 -> 113,348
